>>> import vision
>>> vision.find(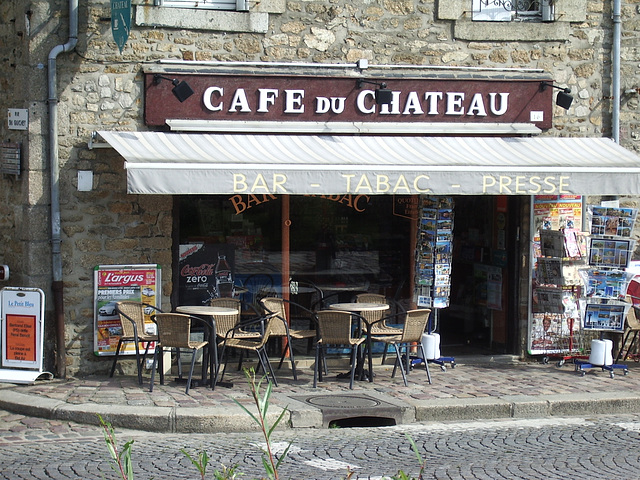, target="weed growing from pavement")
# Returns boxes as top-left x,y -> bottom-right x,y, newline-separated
100,367 -> 426,479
